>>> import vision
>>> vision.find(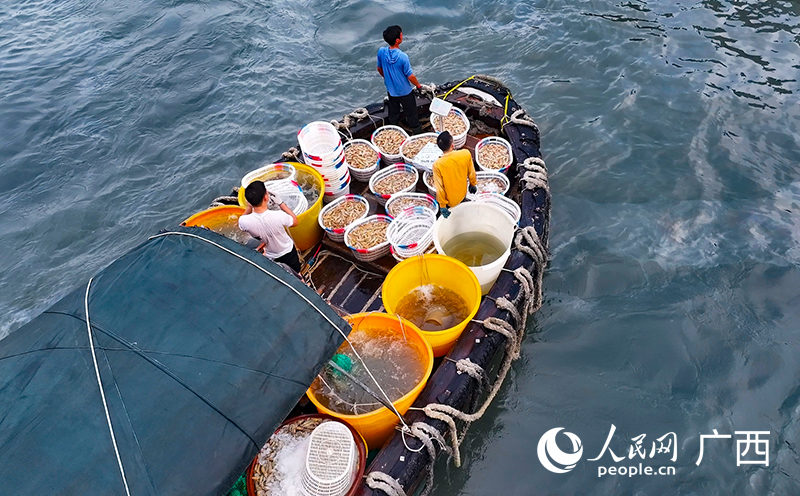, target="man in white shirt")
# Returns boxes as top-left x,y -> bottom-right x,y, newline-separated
238,180 -> 301,272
